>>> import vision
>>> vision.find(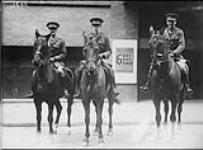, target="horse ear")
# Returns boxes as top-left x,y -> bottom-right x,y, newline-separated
149,25 -> 154,35
45,33 -> 52,41
82,31 -> 88,44
35,29 -> 40,38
